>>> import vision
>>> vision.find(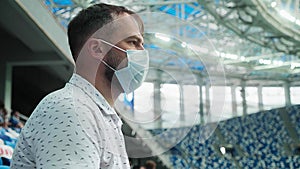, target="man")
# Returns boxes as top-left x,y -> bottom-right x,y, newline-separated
11,3 -> 149,169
